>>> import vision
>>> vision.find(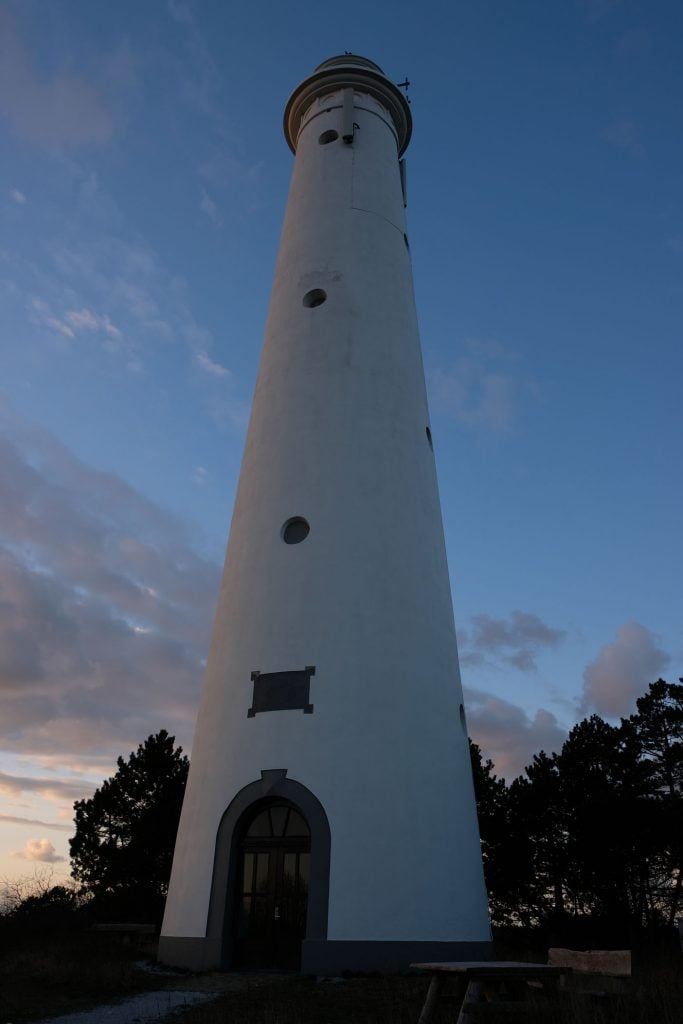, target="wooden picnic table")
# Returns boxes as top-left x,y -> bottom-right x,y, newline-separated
411,961 -> 567,1023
